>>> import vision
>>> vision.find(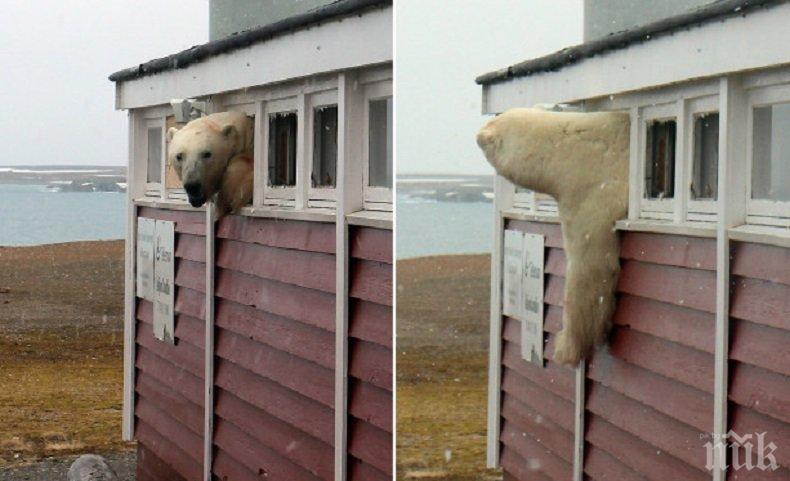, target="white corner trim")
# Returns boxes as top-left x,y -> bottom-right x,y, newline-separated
203,204 -> 217,481
122,203 -> 138,441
